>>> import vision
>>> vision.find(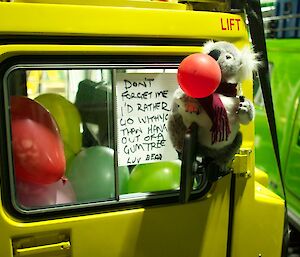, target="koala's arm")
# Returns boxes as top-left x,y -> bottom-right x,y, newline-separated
173,88 -> 204,114
237,98 -> 255,125
168,88 -> 203,153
